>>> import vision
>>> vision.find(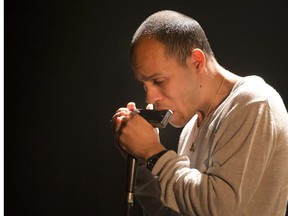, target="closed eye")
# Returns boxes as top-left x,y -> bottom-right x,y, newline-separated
138,78 -> 165,91
153,79 -> 164,85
